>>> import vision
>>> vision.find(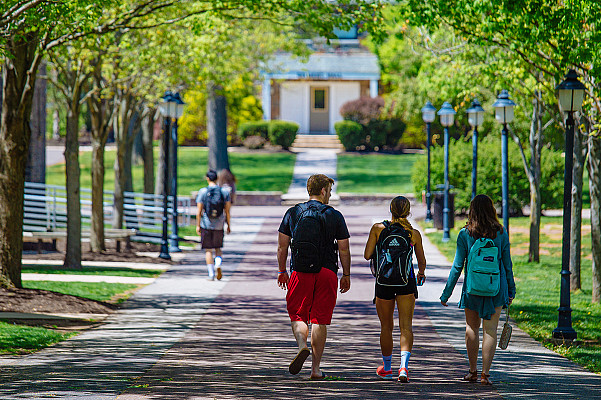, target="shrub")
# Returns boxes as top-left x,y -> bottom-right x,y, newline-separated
238,120 -> 270,140
384,118 -> 407,147
335,120 -> 364,151
243,135 -> 266,149
268,120 -> 299,149
340,96 -> 385,125
411,136 -> 565,214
